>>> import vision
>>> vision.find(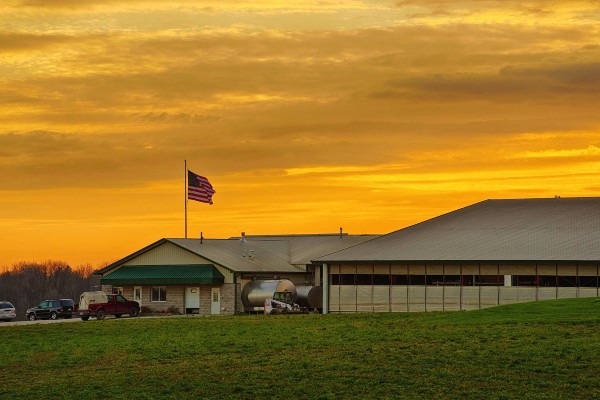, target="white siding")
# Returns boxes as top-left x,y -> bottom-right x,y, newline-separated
329,285 -> 340,312
461,287 -> 479,310
408,286 -> 425,312
425,287 -> 444,311
390,287 -> 408,312
480,287 -> 498,308
123,241 -> 234,283
373,287 -> 390,312
443,287 -> 460,311
339,286 -> 356,313
356,286 -> 373,312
